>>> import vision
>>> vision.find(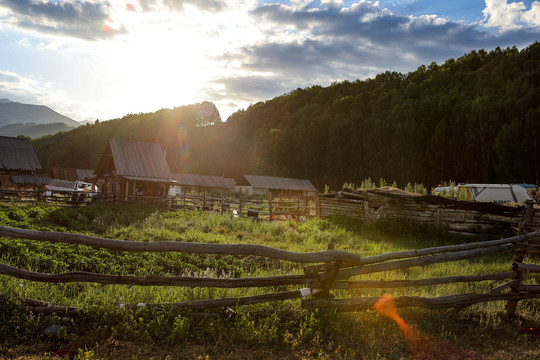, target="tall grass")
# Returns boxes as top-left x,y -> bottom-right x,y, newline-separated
0,204 -> 539,359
